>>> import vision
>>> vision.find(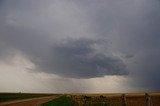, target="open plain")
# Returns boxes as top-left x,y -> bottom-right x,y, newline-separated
1,93 -> 160,106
